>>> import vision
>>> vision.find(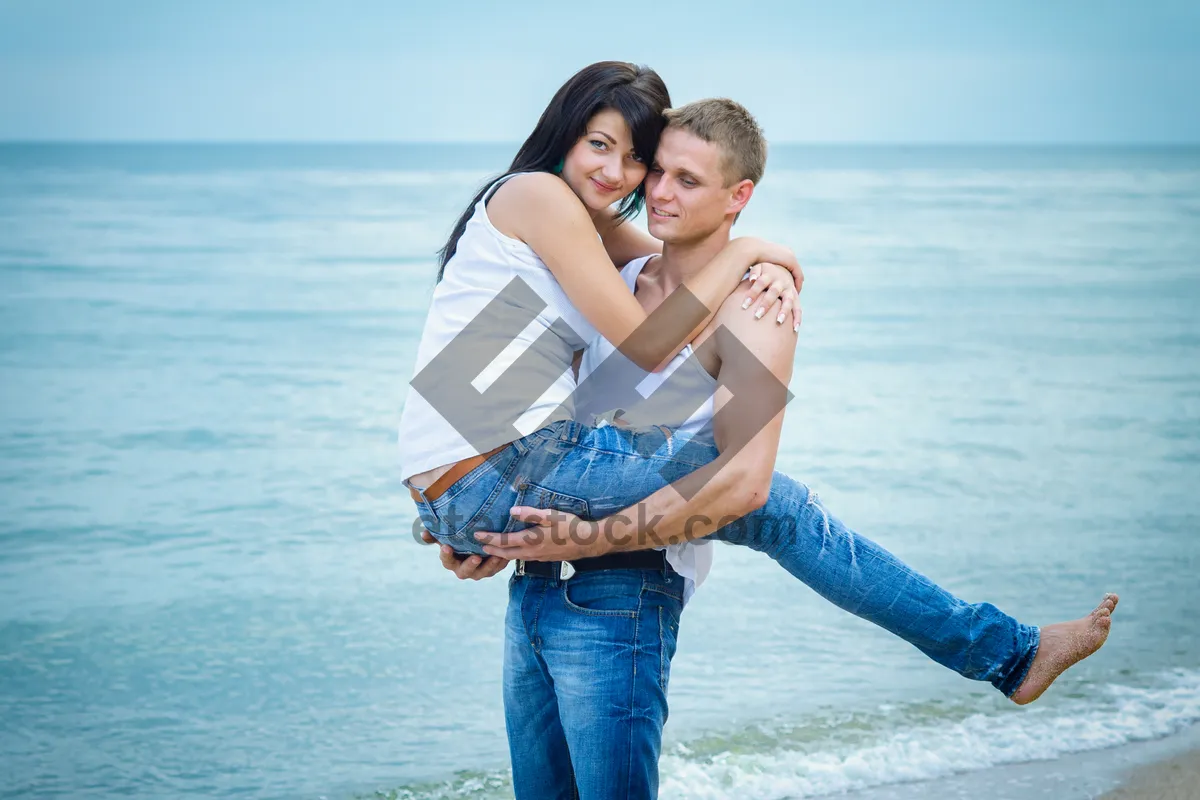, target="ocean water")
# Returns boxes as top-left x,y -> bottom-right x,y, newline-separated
1,144 -> 1198,799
